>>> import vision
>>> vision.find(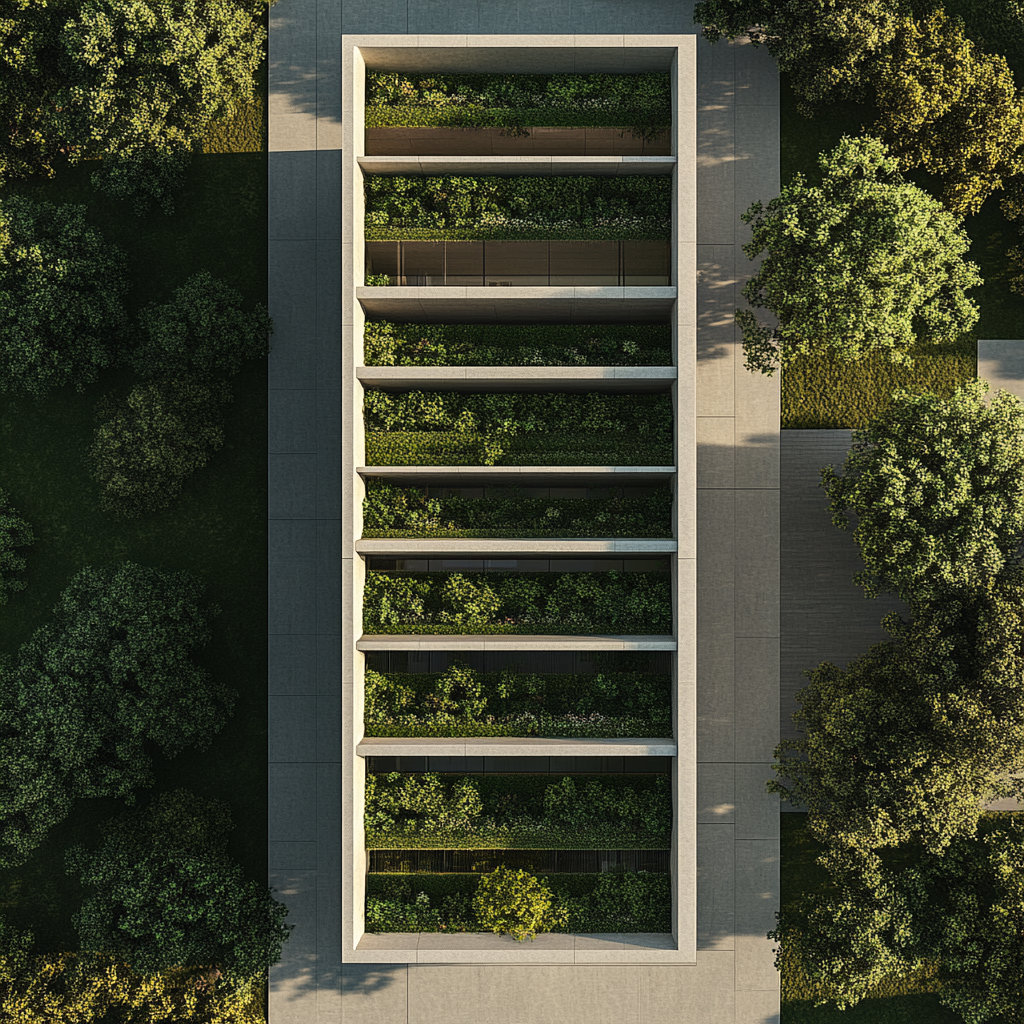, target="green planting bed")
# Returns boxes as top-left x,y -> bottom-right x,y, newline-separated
365,772 -> 672,850
363,321 -> 673,367
364,661 -> 672,737
366,871 -> 671,934
363,569 -> 672,635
